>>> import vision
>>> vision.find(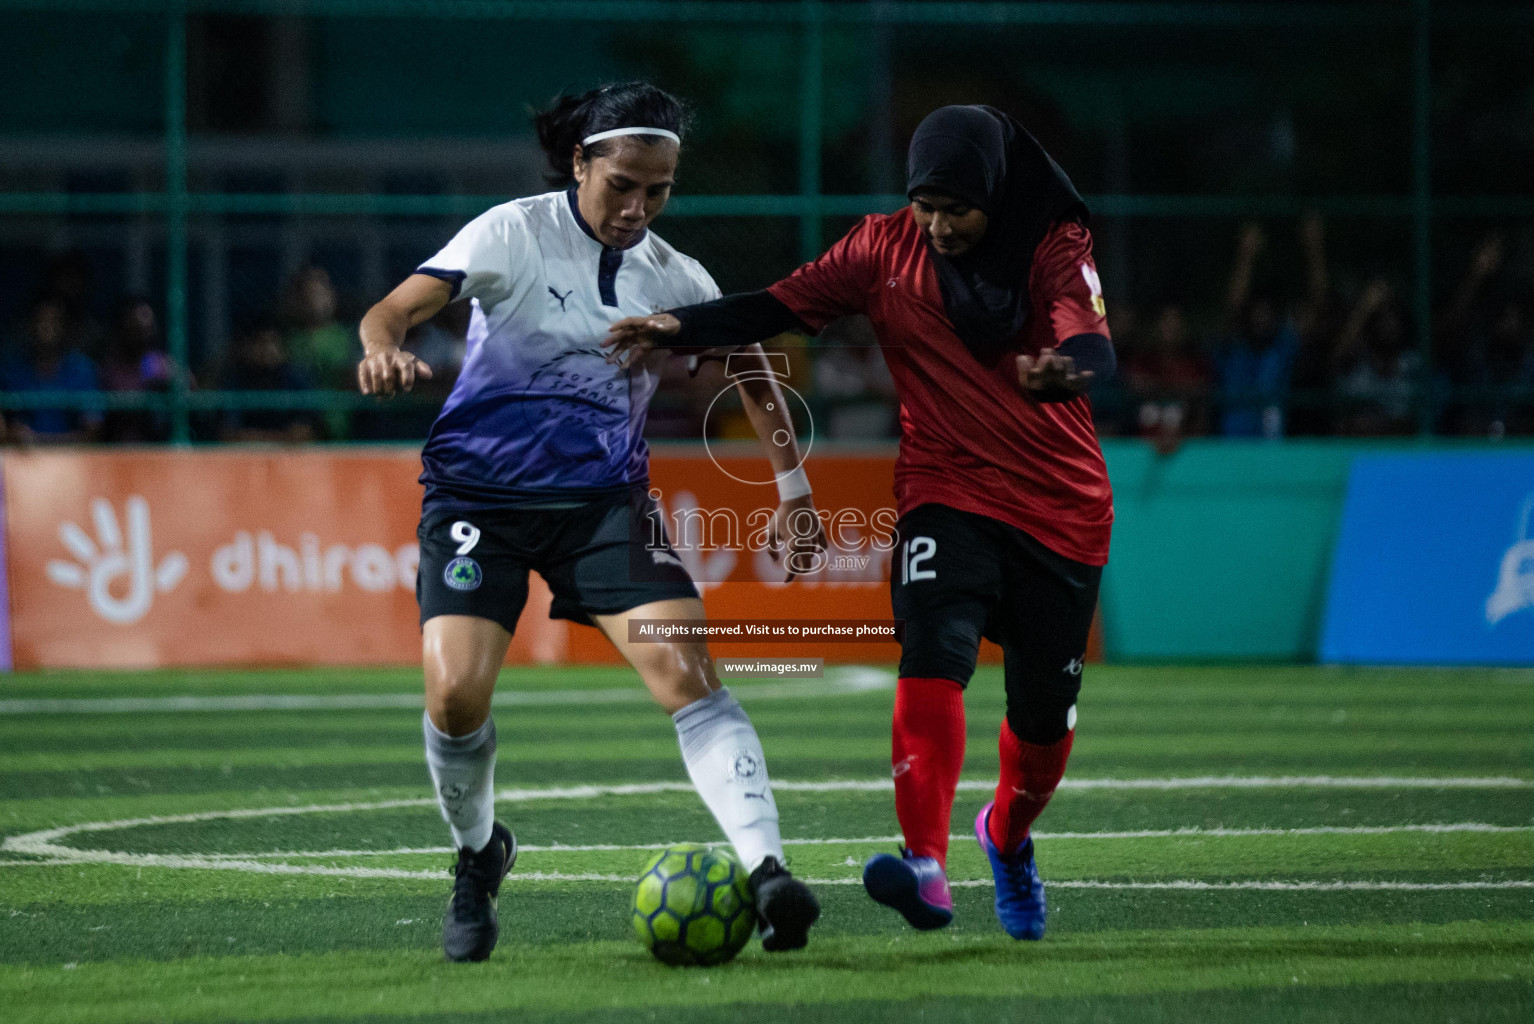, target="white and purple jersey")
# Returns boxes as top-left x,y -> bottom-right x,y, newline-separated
415,189 -> 721,510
